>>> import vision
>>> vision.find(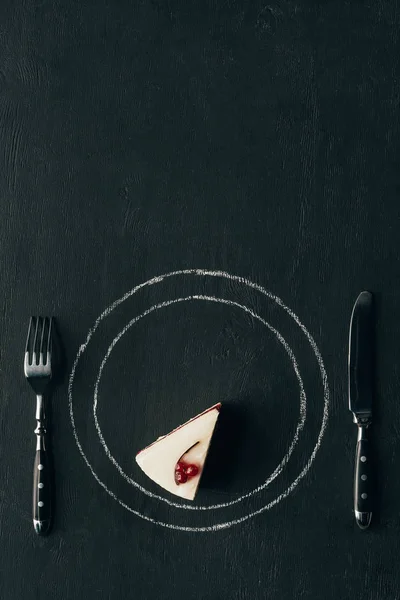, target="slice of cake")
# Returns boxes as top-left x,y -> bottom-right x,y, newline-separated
136,403 -> 221,500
